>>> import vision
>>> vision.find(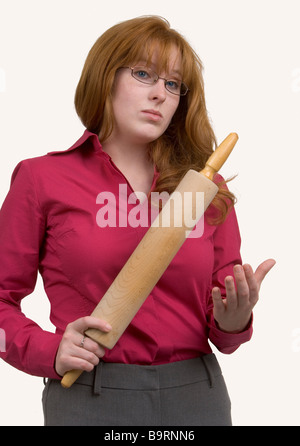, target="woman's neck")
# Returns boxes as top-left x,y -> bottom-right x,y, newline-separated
102,139 -> 149,166
101,138 -> 155,195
